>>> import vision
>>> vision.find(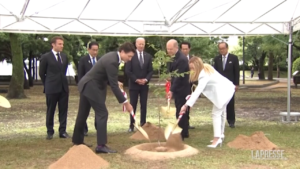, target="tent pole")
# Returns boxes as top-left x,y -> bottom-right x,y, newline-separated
243,36 -> 245,84
287,20 -> 293,122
